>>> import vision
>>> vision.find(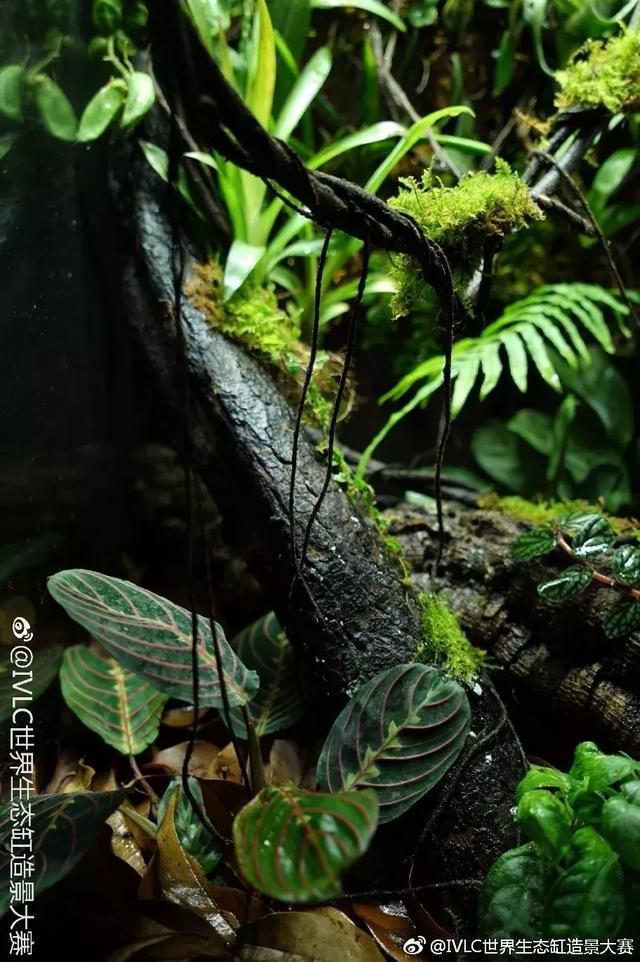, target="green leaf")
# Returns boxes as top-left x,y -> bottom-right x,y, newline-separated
270,0 -> 311,63
512,526 -> 556,562
0,789 -> 126,917
604,599 -> 640,639
517,789 -> 572,858
0,132 -> 17,159
567,741 -> 640,791
613,544 -> 640,588
310,0 -> 406,31
494,29 -> 515,95
60,644 -> 168,755
547,828 -> 625,940
122,71 -> 155,129
556,511 -> 603,537
507,409 -> 553,456
77,80 -> 126,143
223,239 -> 266,300
228,612 -> 303,738
273,47 -> 332,141
602,793 -> 640,871
500,332 -> 528,393
31,74 -> 78,141
472,419 -> 544,494
184,0 -> 229,58
538,565 -> 593,602
589,148 -> 636,220
233,785 -> 378,902
572,515 -> 614,562
157,777 -> 222,874
0,645 -> 63,724
316,664 -> 470,823
557,349 -> 633,447
516,764 -> 572,800
47,569 -> 259,709
309,121 -> 405,169
451,354 -> 480,416
0,65 -> 25,122
478,842 -> 549,938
